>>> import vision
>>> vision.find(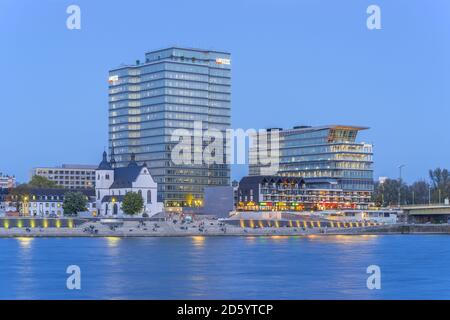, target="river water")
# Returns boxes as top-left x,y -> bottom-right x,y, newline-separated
1,235 -> 449,299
